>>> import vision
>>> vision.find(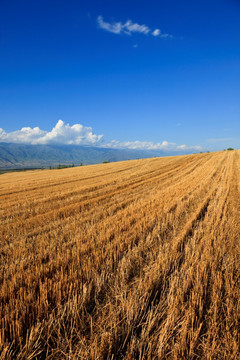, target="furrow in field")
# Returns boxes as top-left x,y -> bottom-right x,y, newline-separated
0,154 -> 201,221
0,154 -> 221,276
64,153 -> 228,358
0,155 -> 207,240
